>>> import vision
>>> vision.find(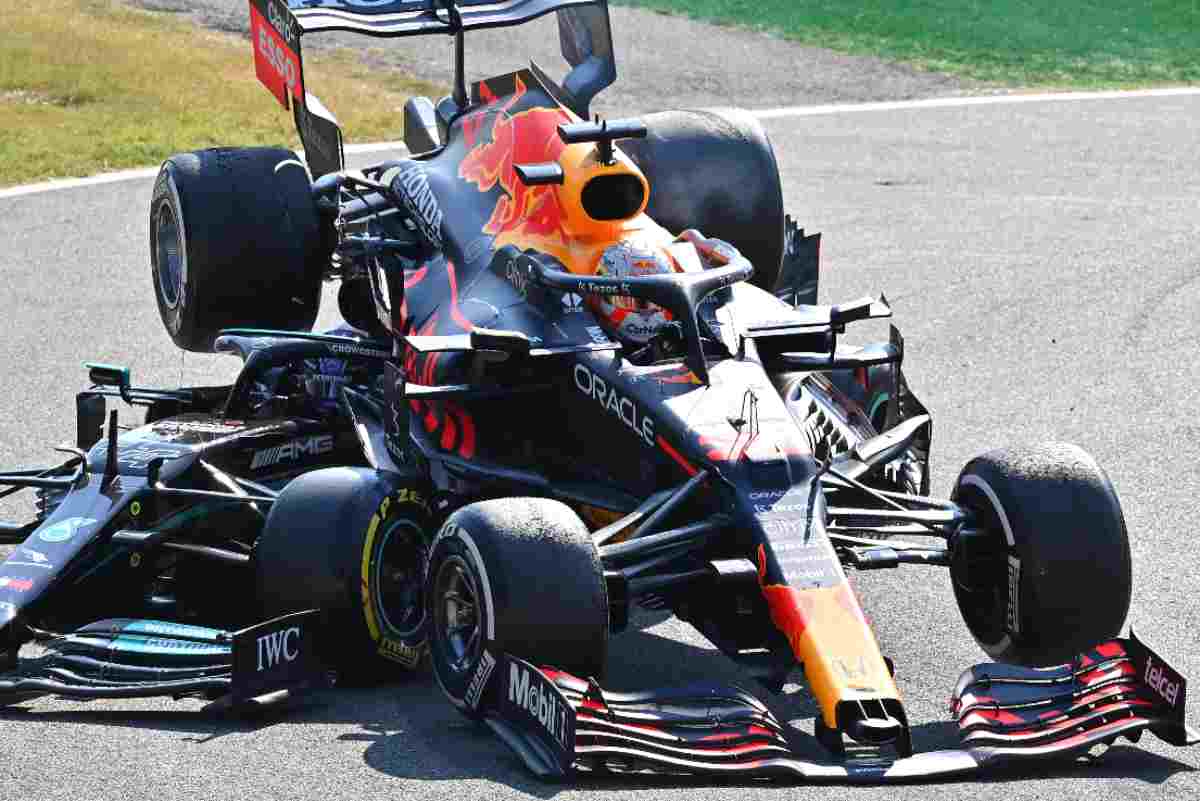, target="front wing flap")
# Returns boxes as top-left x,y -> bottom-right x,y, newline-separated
0,611 -> 327,707
953,632 -> 1200,759
478,638 -> 1196,784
